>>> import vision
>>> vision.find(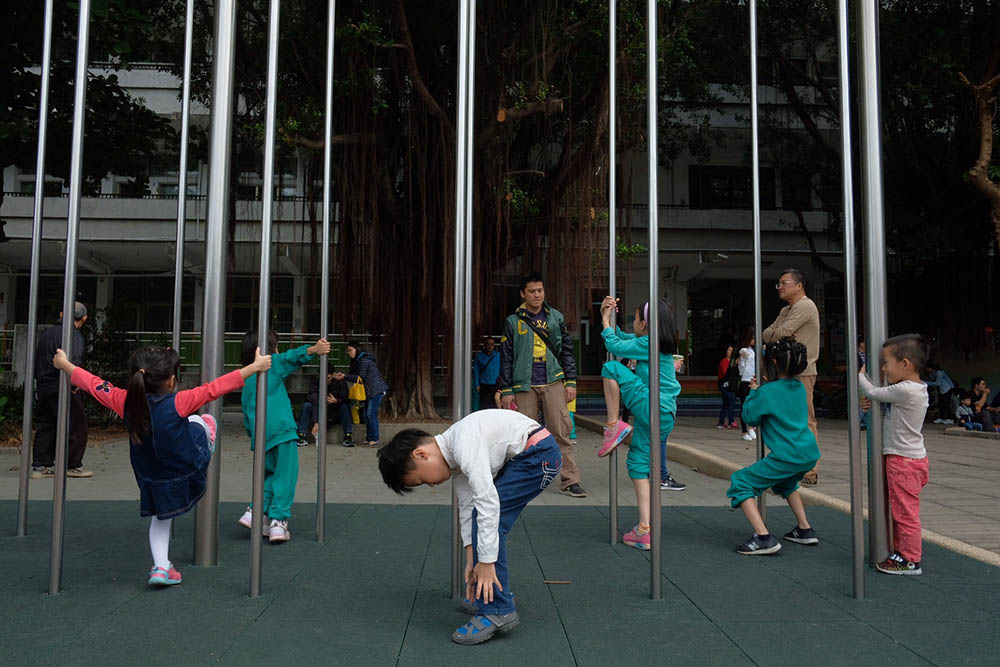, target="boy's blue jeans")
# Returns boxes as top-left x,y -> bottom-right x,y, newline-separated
470,434 -> 562,616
